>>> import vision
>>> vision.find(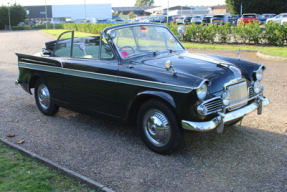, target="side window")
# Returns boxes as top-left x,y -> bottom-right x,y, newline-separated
72,36 -> 100,59
100,33 -> 114,60
53,31 -> 73,57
